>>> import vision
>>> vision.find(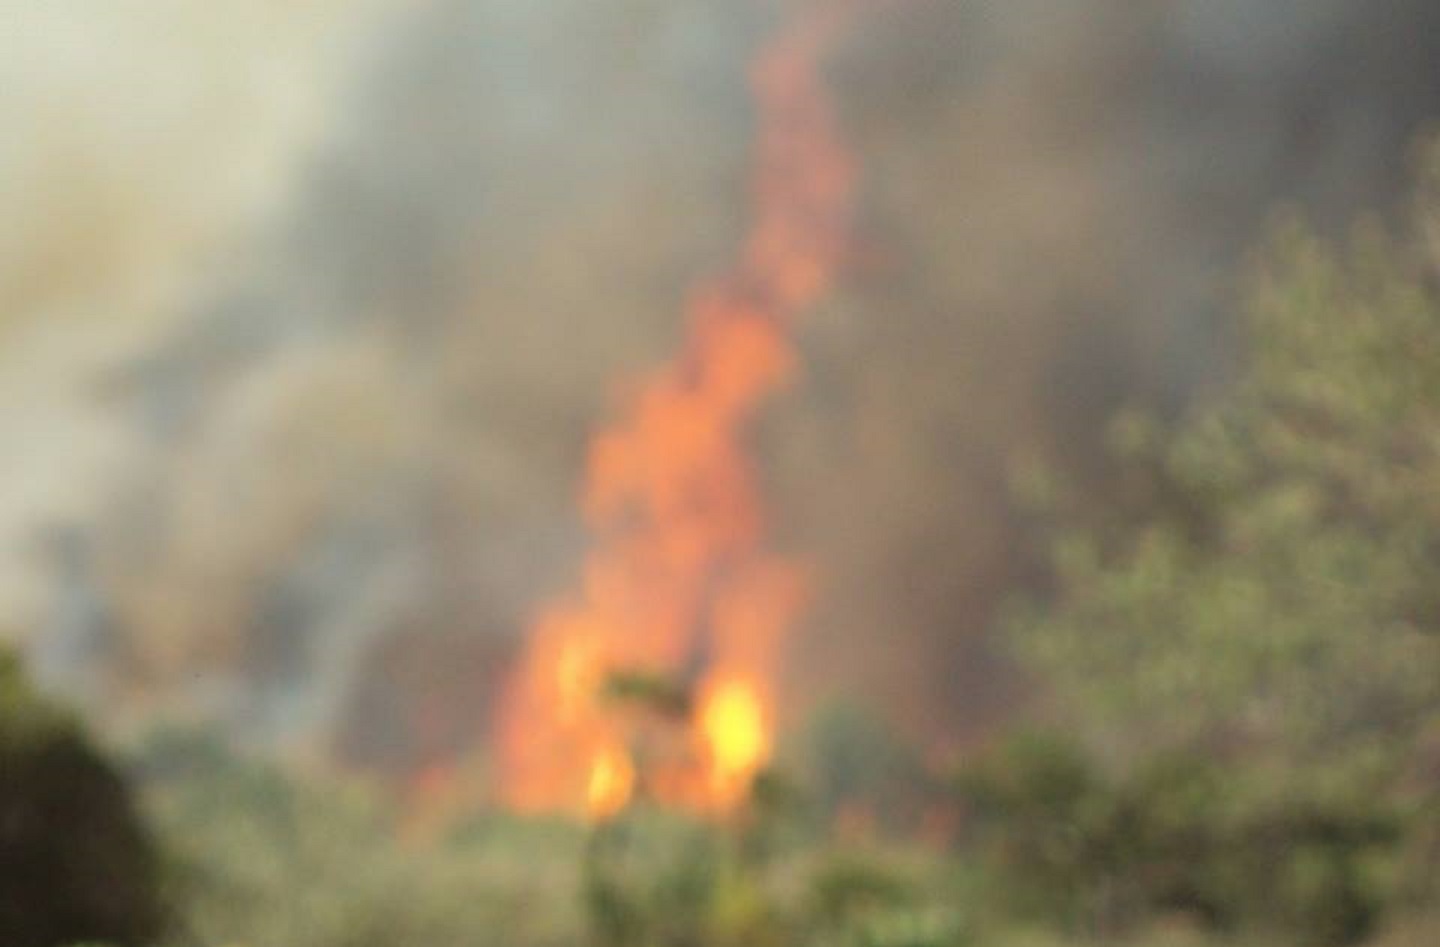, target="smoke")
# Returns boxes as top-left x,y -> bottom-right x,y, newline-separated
9,0 -> 1440,765
778,0 -> 1440,736
0,0 -> 395,650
